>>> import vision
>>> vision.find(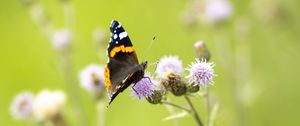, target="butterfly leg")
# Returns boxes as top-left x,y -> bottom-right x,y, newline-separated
132,83 -> 139,95
143,76 -> 153,84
